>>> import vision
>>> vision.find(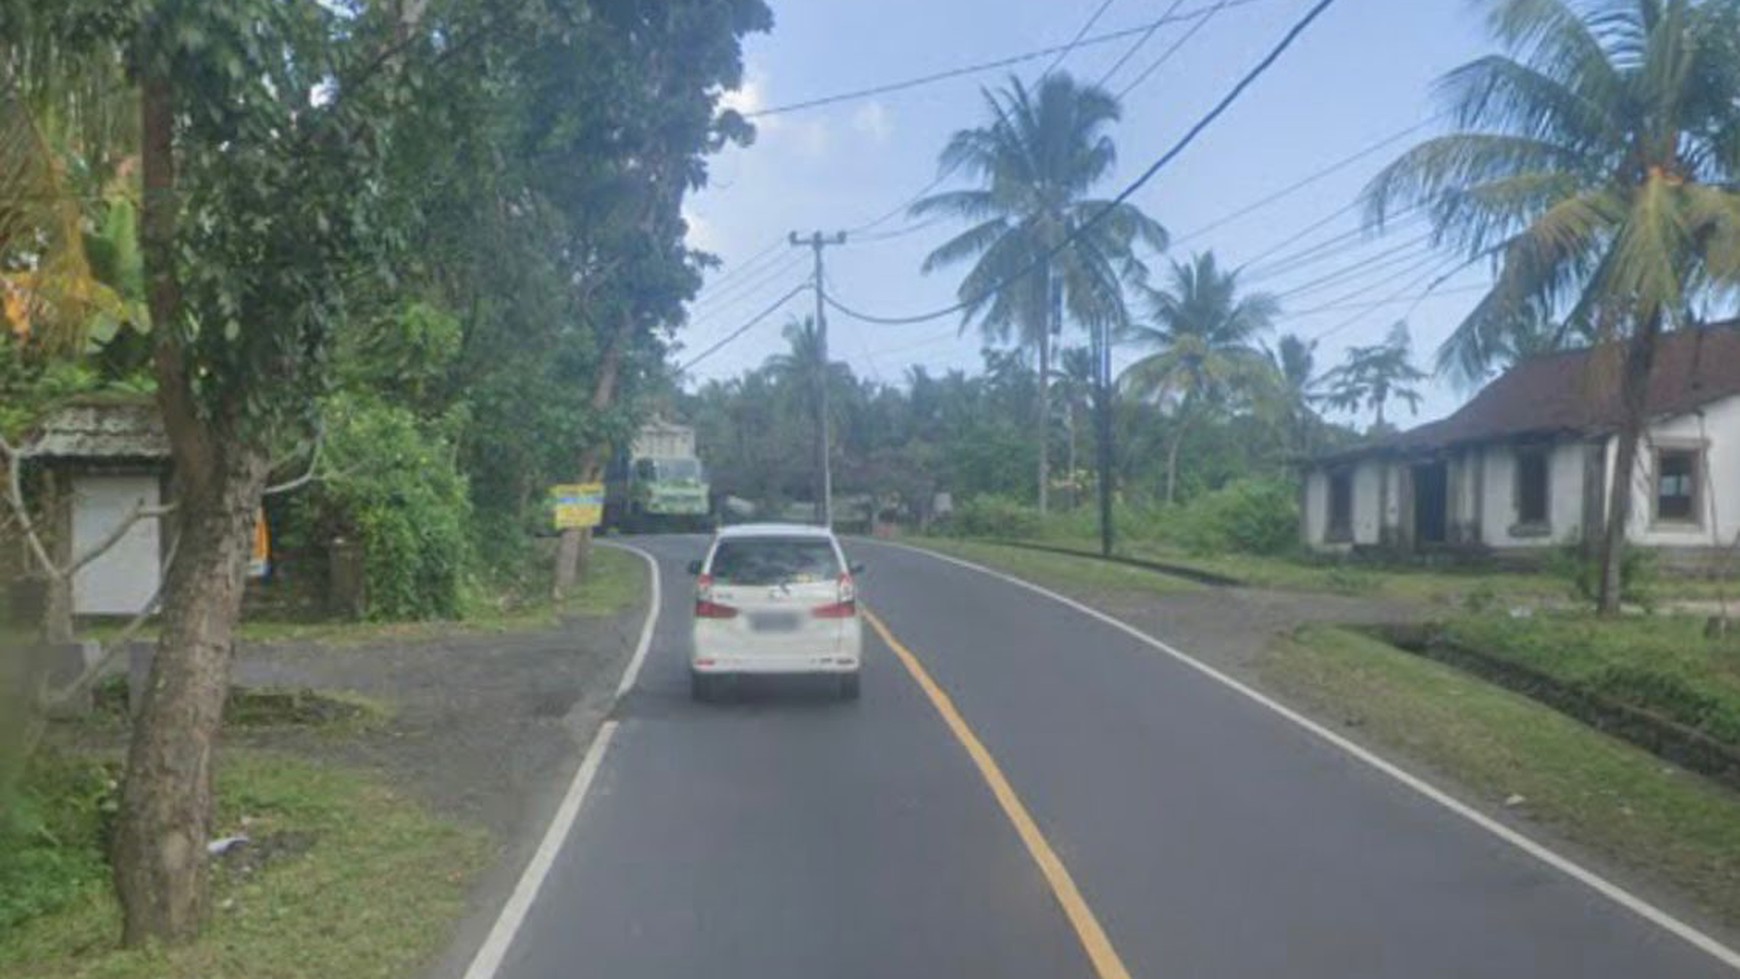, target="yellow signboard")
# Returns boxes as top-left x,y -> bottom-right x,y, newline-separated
551,482 -> 605,530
